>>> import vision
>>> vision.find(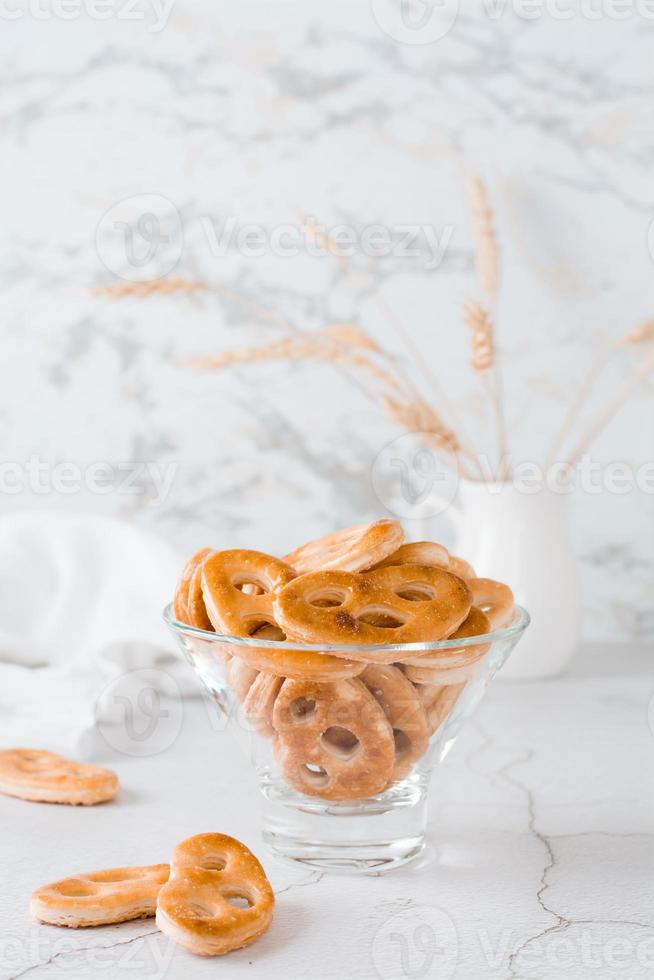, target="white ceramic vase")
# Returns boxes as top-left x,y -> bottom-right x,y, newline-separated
419,480 -> 582,679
